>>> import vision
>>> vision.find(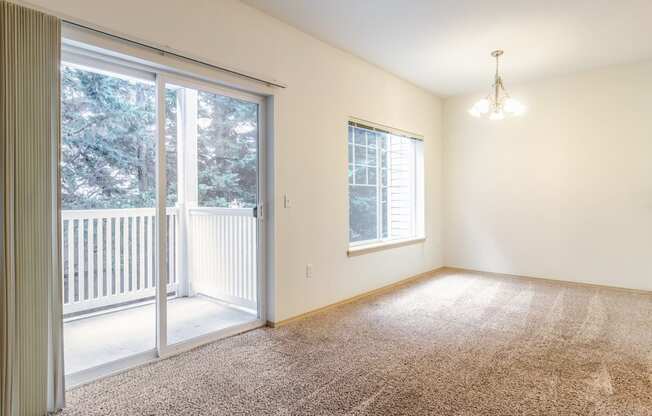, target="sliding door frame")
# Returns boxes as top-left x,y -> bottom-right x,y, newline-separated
155,74 -> 169,356
61,29 -> 271,386
155,73 -> 267,359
